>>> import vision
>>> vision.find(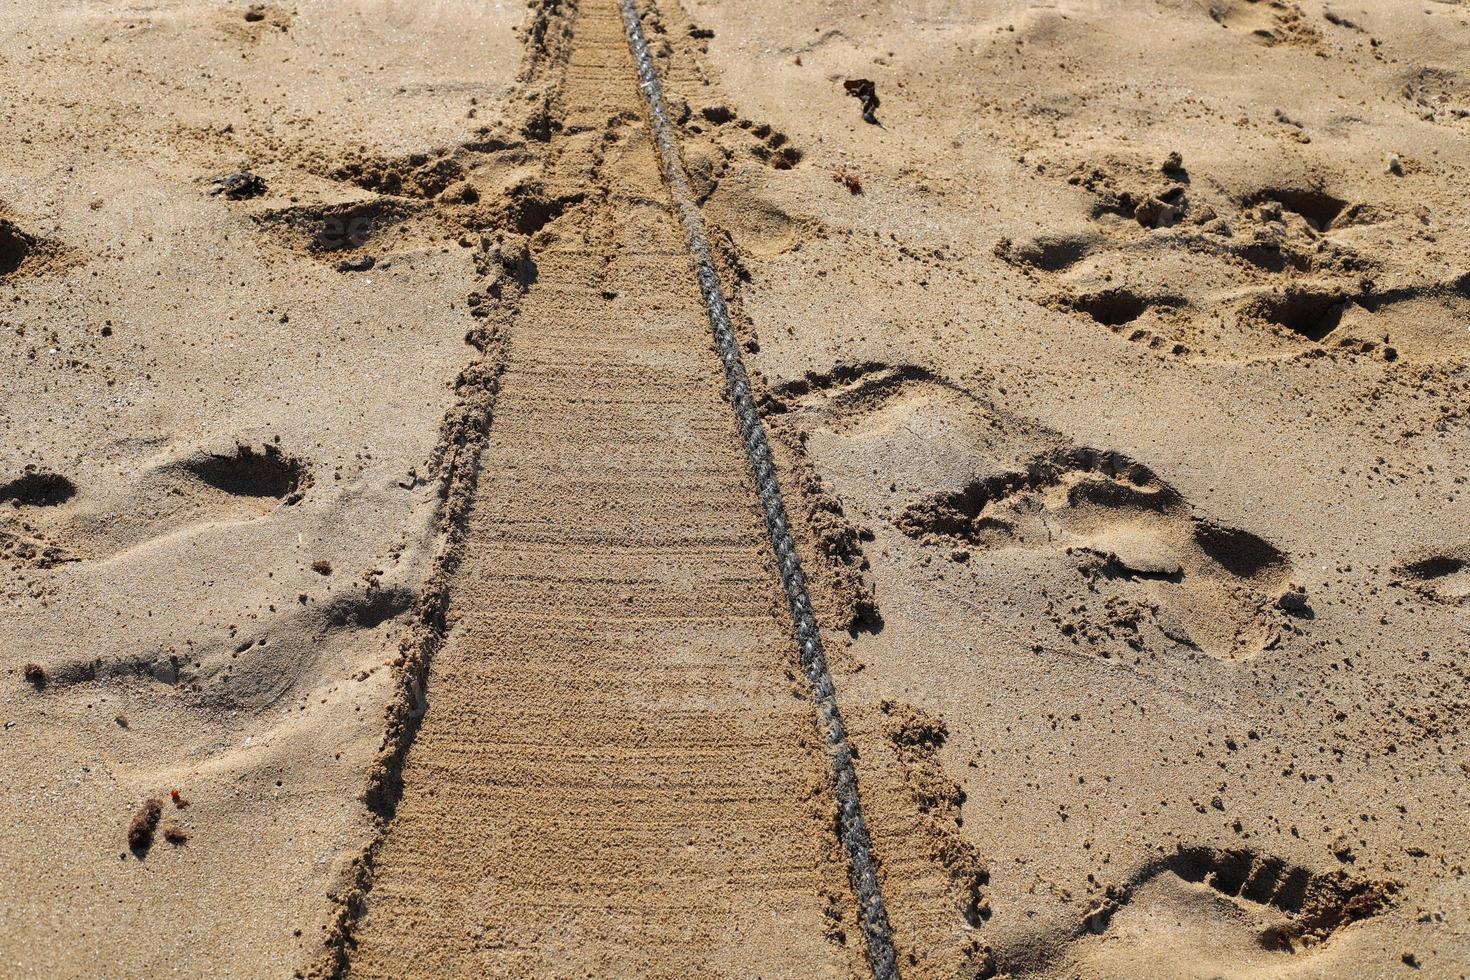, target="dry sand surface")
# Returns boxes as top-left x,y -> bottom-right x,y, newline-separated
2,0 -> 1468,977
